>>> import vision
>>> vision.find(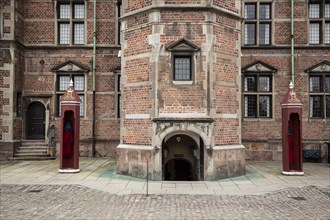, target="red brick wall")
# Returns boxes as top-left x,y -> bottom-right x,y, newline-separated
213,0 -> 239,13
125,0 -> 152,13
